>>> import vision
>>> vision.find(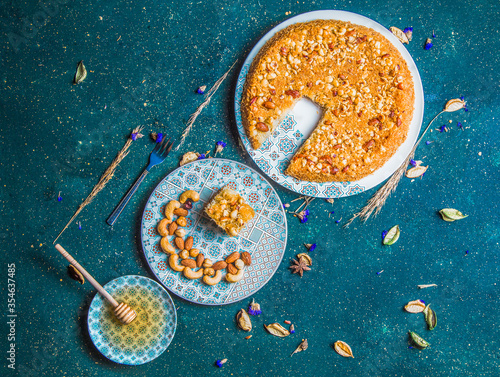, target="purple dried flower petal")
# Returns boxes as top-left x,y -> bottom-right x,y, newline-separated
248,299 -> 262,316
156,133 -> 164,143
57,192 -> 62,202
426,141 -> 431,145
424,38 -> 433,50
